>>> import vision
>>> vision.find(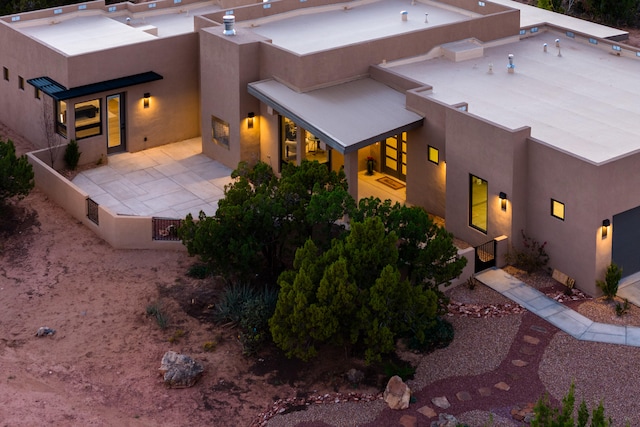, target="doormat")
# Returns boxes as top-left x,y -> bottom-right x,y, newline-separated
377,176 -> 405,190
